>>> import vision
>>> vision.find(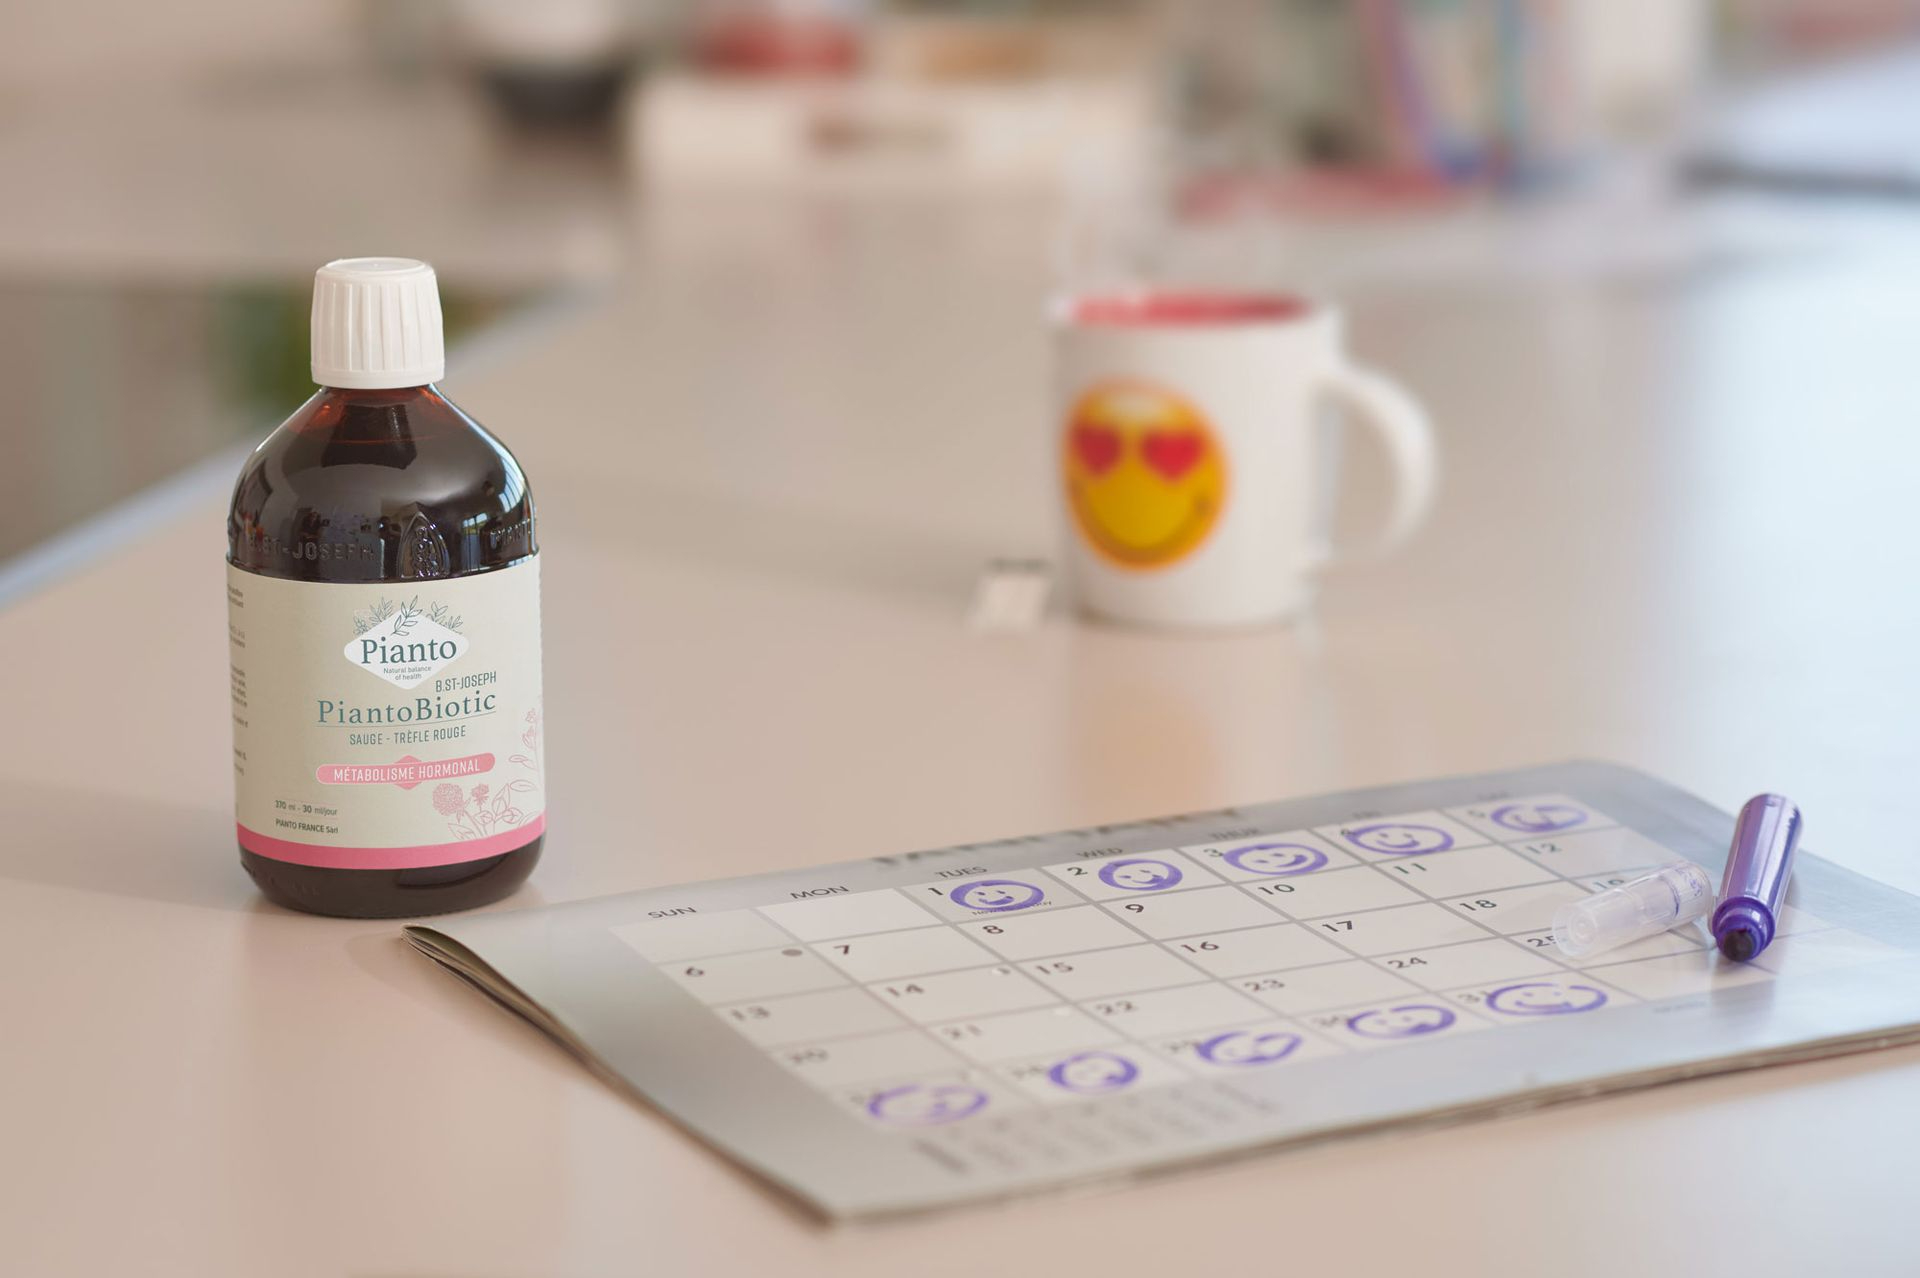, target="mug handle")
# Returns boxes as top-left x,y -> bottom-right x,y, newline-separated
1314,361 -> 1439,561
